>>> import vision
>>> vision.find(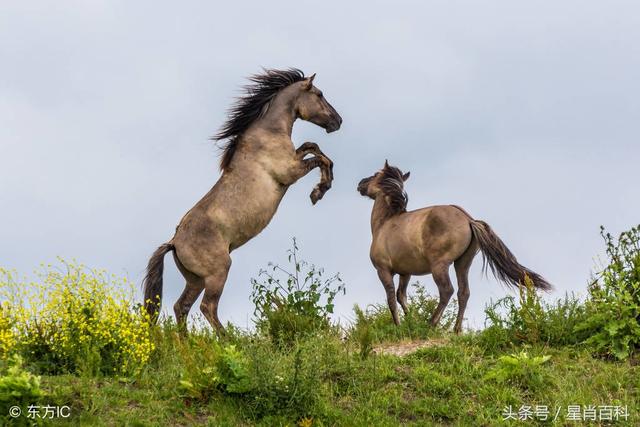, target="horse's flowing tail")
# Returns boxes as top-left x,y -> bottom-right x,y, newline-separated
142,242 -> 175,322
469,220 -> 552,291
